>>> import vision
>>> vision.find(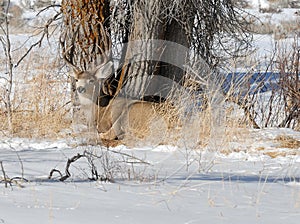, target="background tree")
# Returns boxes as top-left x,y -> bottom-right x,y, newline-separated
61,0 -> 252,101
0,0 -> 14,132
